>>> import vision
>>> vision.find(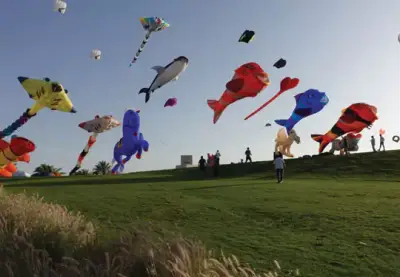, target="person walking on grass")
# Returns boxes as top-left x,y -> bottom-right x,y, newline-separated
379,134 -> 385,152
370,135 -> 376,152
245,147 -> 252,163
273,152 -> 285,183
